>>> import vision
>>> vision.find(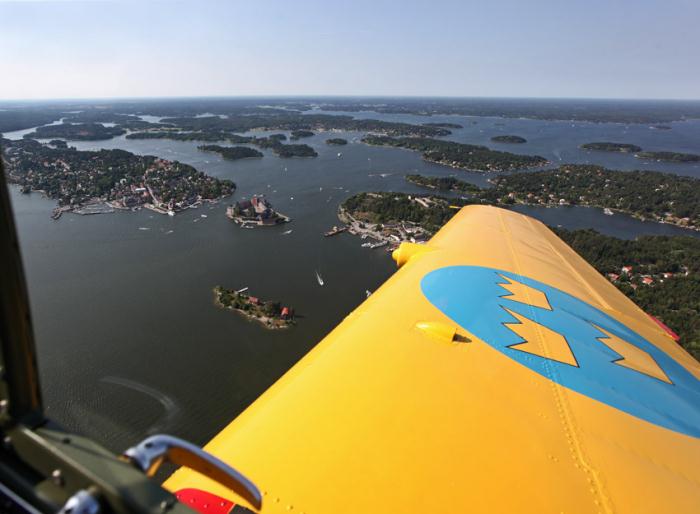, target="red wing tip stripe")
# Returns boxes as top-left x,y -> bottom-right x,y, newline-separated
647,314 -> 680,342
175,488 -> 236,514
